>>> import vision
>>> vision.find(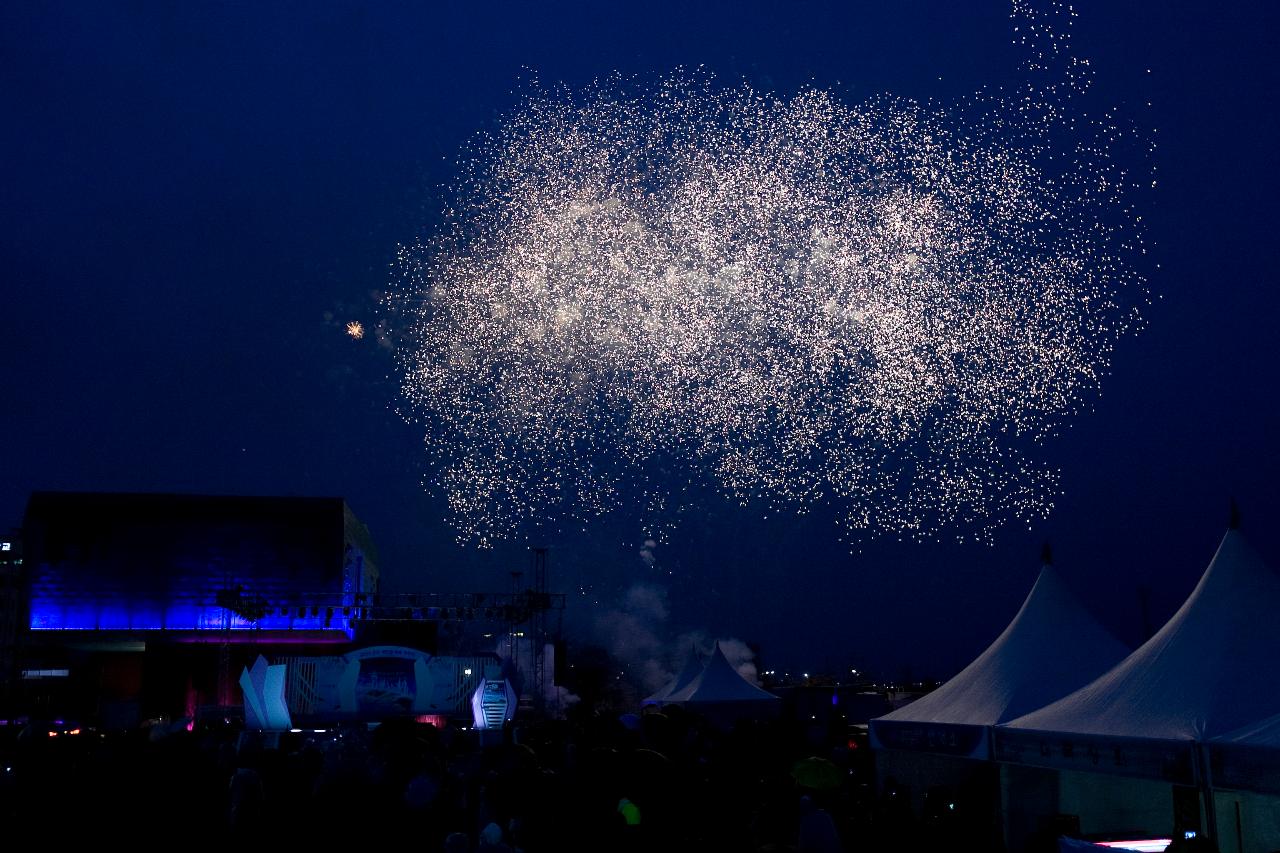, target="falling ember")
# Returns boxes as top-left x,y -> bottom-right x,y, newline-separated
387,1 -> 1154,547
345,321 -> 365,340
